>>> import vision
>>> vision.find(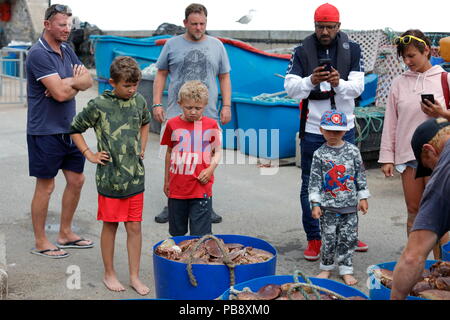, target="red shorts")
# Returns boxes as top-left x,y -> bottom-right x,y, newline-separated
97,193 -> 144,222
